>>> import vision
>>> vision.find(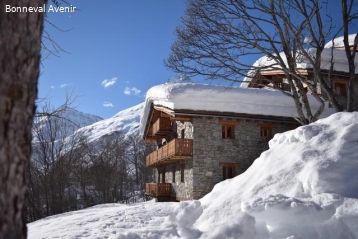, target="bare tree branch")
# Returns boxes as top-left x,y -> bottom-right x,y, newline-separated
166,0 -> 358,124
